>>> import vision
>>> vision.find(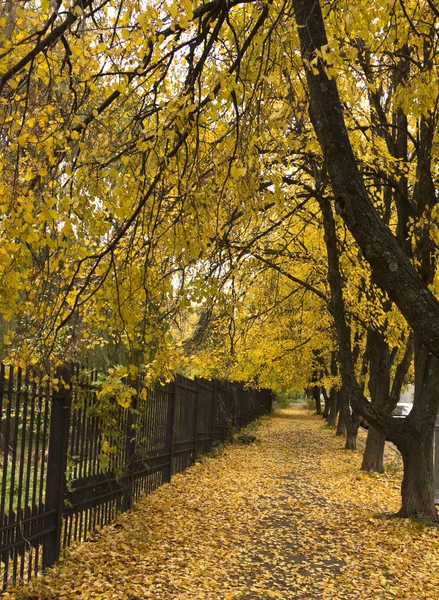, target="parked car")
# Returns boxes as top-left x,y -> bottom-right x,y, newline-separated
391,403 -> 412,418
359,402 -> 413,429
